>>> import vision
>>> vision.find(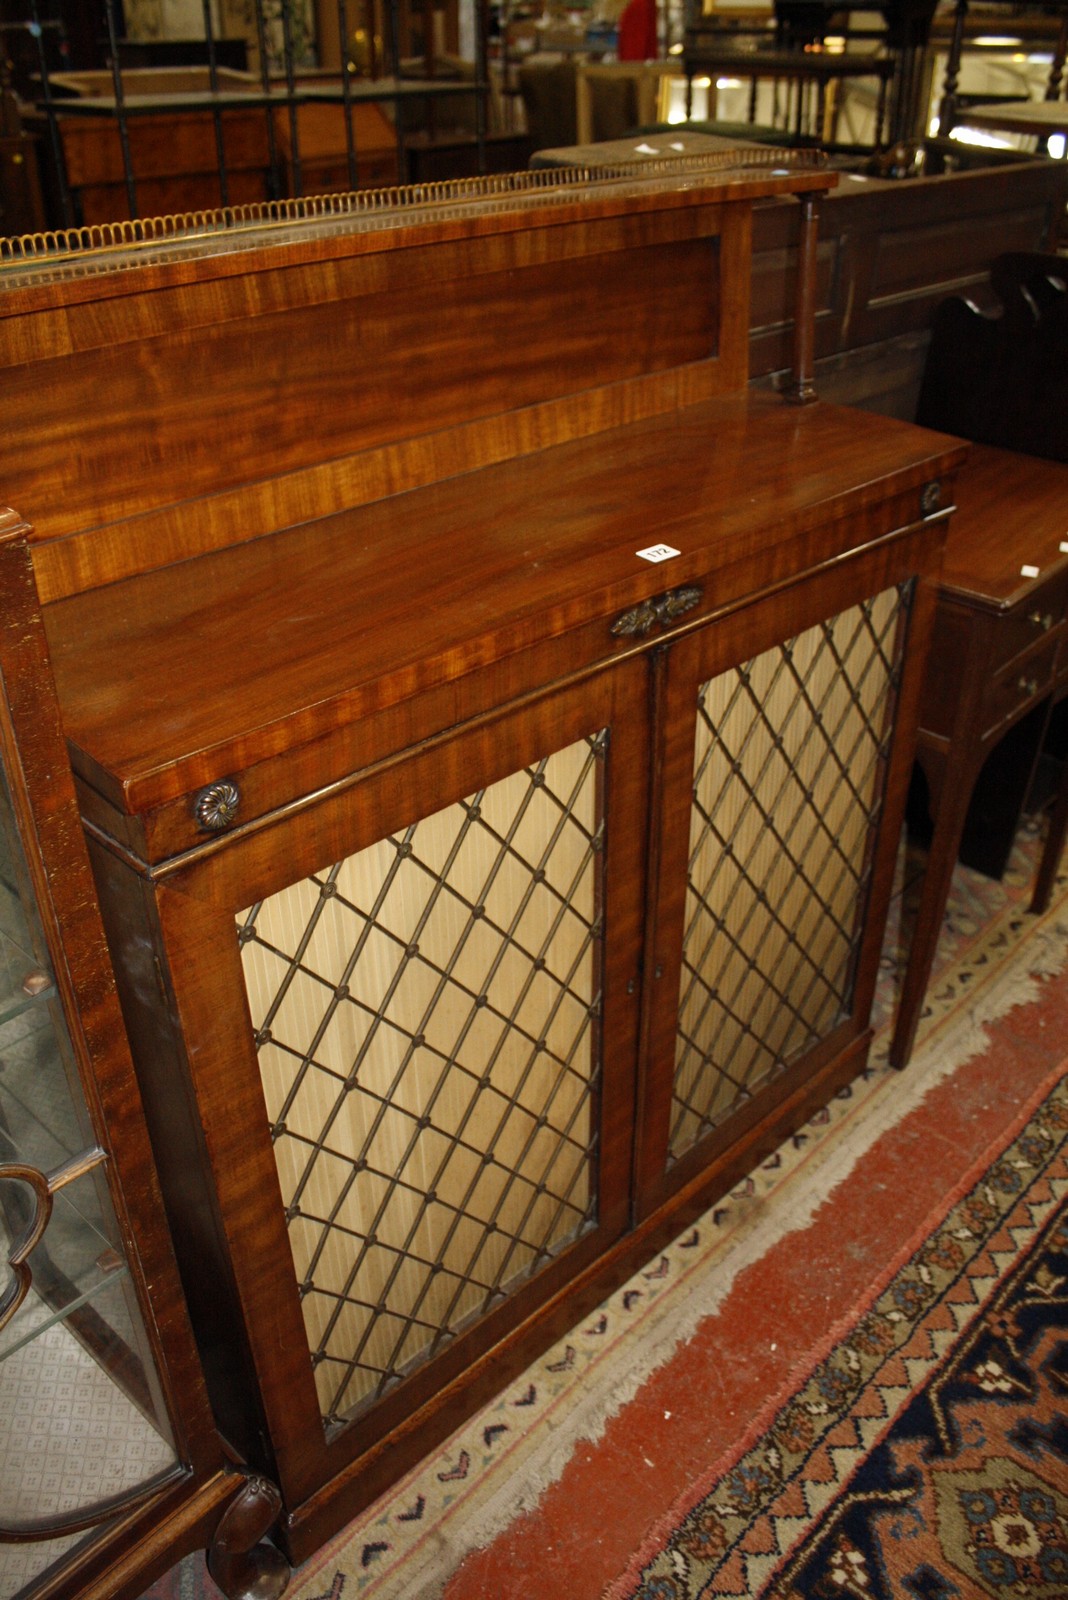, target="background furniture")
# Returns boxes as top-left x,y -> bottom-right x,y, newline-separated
681,43 -> 895,148
891,450 -> 1068,1066
16,0 -> 491,227
0,513 -> 285,1599
528,135 -> 1067,420
34,70 -> 472,222
574,60 -> 679,145
935,0 -> 1068,144
746,155 -> 1067,417
1,155 -> 963,1569
890,251 -> 1068,1068
0,72 -> 46,236
953,99 -> 1068,153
